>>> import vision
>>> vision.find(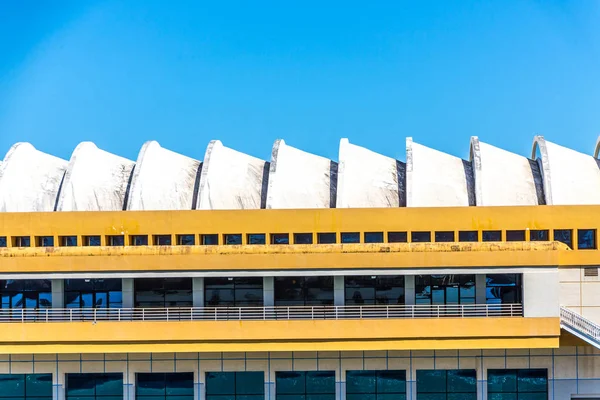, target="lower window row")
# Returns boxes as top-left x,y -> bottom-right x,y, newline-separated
0,369 -> 548,400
